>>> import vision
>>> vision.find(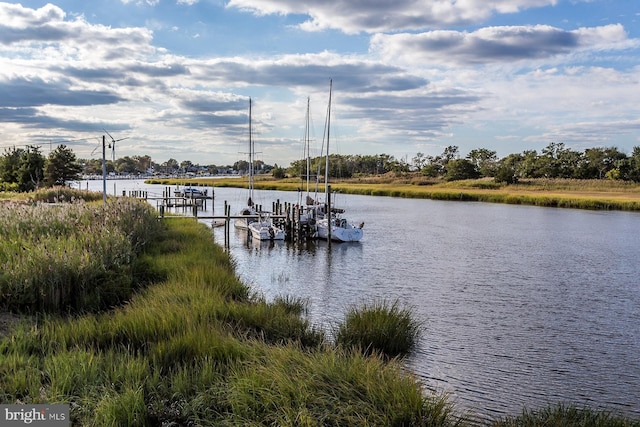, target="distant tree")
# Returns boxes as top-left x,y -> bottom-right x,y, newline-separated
44,145 -> 83,186
494,153 -> 523,184
113,156 -> 138,174
0,147 -> 22,184
614,146 -> 640,182
445,158 -> 479,181
576,147 -> 626,179
412,152 -> 426,171
271,164 -> 286,179
15,145 -> 45,191
467,148 -> 498,177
